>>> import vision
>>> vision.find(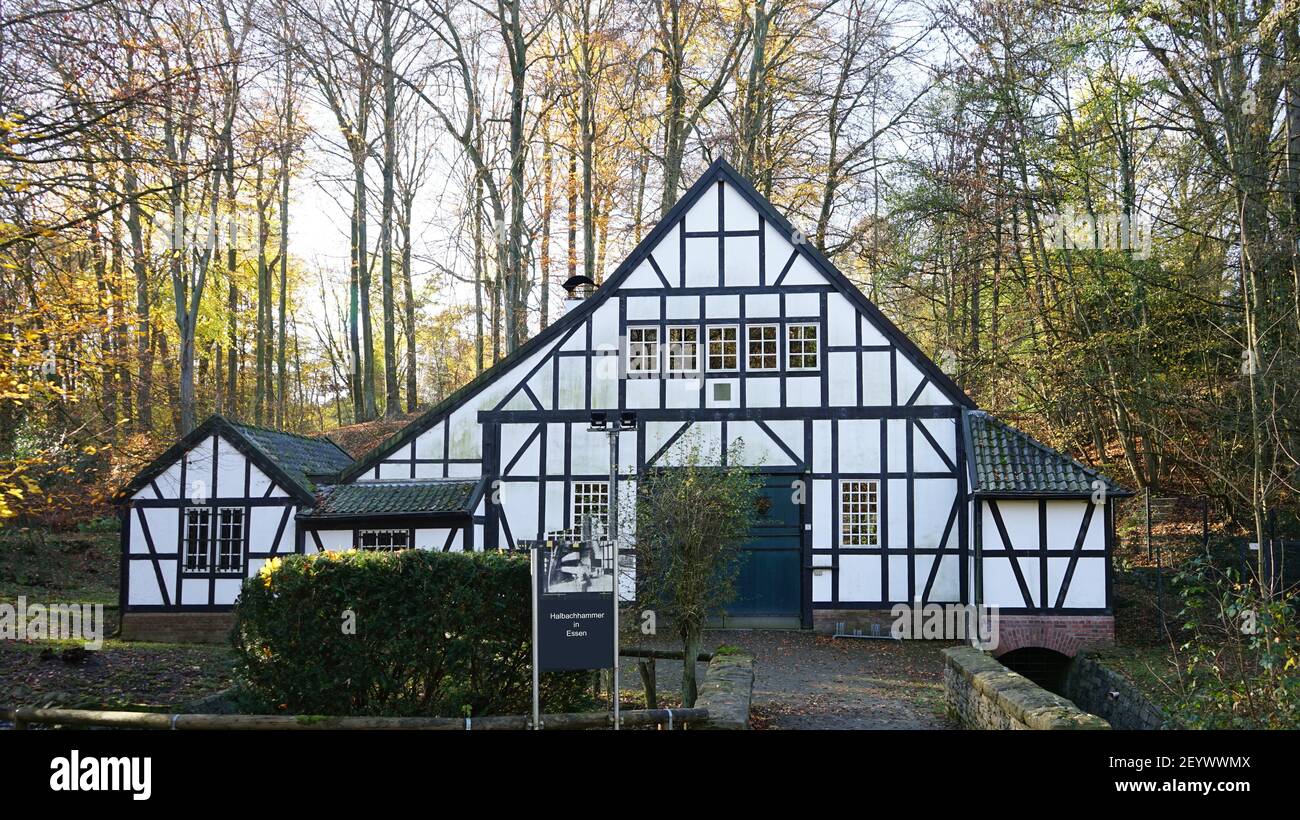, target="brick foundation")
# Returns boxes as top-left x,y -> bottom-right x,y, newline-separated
991,614 -> 1114,657
812,609 -> 899,635
119,612 -> 236,644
